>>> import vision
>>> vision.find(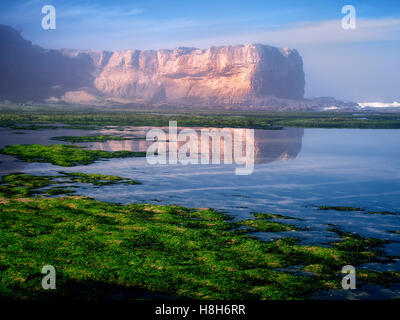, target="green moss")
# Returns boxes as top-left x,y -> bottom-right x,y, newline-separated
268,233 -> 388,281
0,173 -> 53,197
358,270 -> 400,286
51,135 -> 133,143
0,144 -> 146,167
303,264 -> 333,276
9,124 -> 58,130
238,212 -> 301,232
0,196 -> 318,300
0,173 -> 397,300
44,188 -> 76,196
59,172 -> 140,186
0,172 -> 139,198
0,193 -> 395,300
238,219 -> 301,232
253,212 -> 297,220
